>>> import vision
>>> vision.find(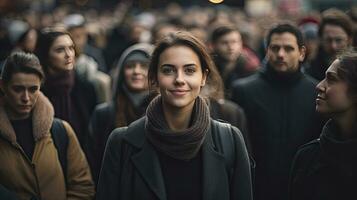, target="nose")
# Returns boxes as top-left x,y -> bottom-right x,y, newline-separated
175,70 -> 185,85
316,79 -> 325,93
65,48 -> 74,58
133,63 -> 142,74
330,40 -> 340,52
278,48 -> 285,58
228,43 -> 235,51
22,90 -> 30,103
